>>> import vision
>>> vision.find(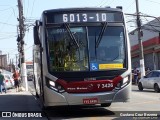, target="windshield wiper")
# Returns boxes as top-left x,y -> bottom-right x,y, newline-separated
96,22 -> 108,48
64,23 -> 79,49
